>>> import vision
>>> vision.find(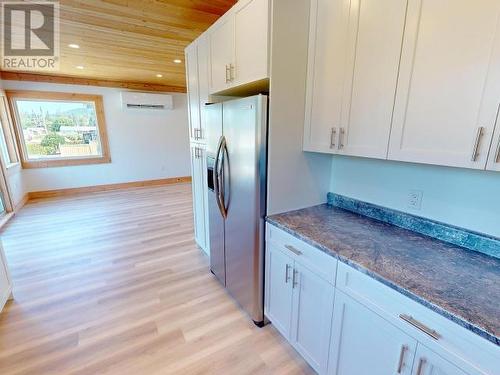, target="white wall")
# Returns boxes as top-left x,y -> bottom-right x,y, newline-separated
330,156 -> 500,237
267,0 -> 333,215
1,81 -> 191,192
